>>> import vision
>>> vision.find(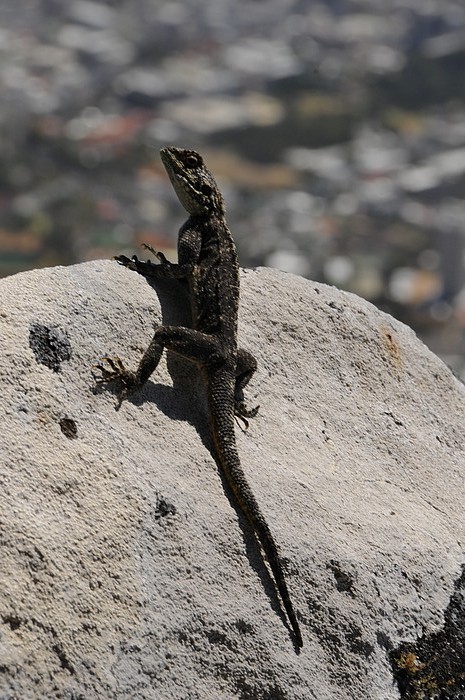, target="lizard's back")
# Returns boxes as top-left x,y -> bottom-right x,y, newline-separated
186,214 -> 239,348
